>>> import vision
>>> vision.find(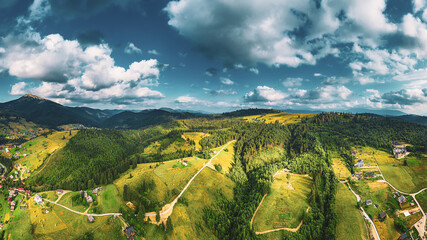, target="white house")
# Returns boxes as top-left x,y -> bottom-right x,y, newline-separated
34,194 -> 43,204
